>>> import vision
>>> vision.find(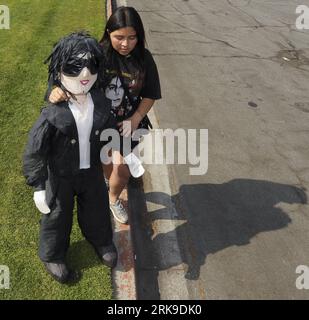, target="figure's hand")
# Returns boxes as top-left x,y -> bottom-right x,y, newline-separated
49,87 -> 69,104
33,190 -> 51,214
117,112 -> 143,137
